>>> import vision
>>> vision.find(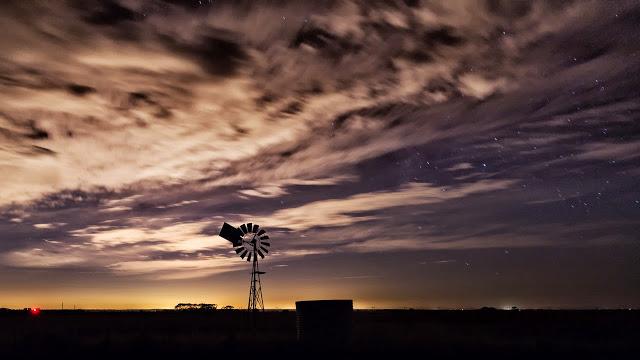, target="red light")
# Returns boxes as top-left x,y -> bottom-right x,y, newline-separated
30,307 -> 40,316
